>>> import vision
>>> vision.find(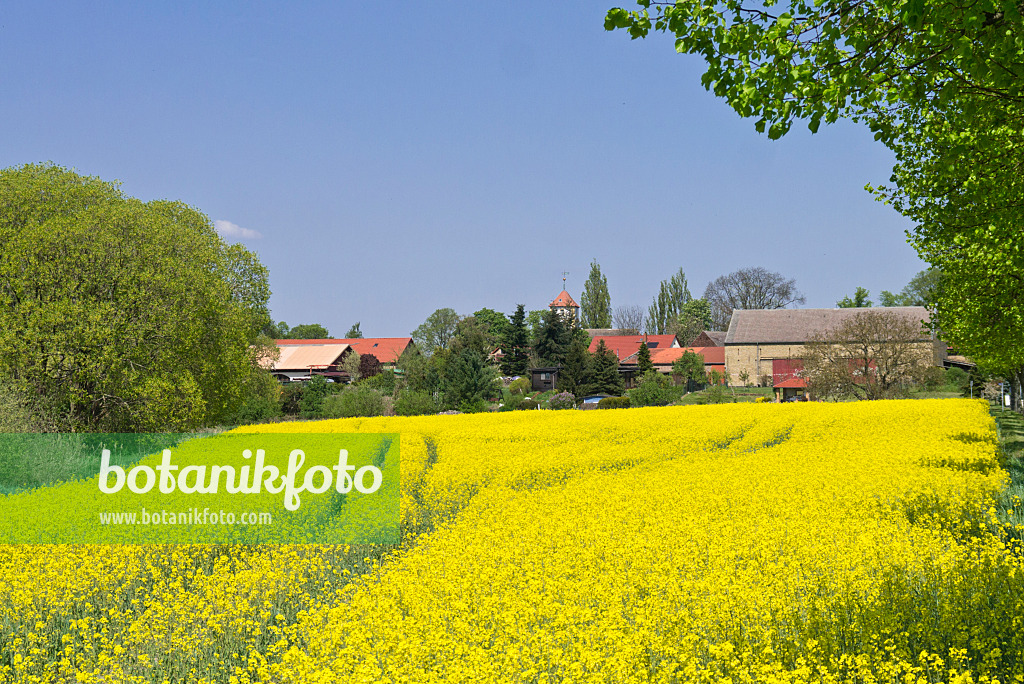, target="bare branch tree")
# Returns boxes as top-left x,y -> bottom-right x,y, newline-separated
703,267 -> 806,330
613,305 -> 645,335
802,310 -> 932,400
